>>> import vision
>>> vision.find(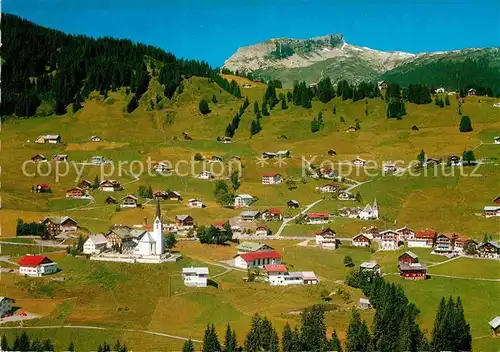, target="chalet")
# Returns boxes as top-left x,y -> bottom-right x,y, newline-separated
352,233 -> 370,247
359,298 -> 372,309
0,297 -> 13,317
187,198 -> 205,208
233,250 -> 282,269
42,216 -> 78,234
362,226 -> 380,240
493,196 -> 500,204
83,234 -> 108,254
199,171 -> 213,180
152,162 -> 171,173
399,263 -> 427,280
382,164 -> 397,173
494,137 -> 500,144
166,190 -> 182,201
484,206 -> 500,217
396,226 -> 416,241
152,190 -> 167,200
467,88 -> 477,96
489,316 -> 500,336
234,194 -> 255,208
255,226 -> 271,236
210,155 -> 224,162
276,150 -> 291,158
338,191 -> 355,201
262,152 -> 276,159
398,251 -> 419,265
18,255 -> 58,277
359,261 -> 381,275
327,149 -> 337,156
99,180 -> 122,192
239,211 -> 261,222
412,125 -> 419,131
314,228 -> 337,248
359,199 -> 379,220
120,195 -> 138,208
89,135 -> 102,142
31,154 -> 46,162
477,241 -> 500,259
347,126 -> 358,133
434,233 -> 454,254
352,157 -> 366,166
91,156 -> 107,164
78,179 -> 93,189
305,212 -> 329,224
453,235 -> 475,254
261,208 -> 283,221
236,242 -> 274,254
182,267 -> 209,287
35,135 -> 61,144
448,155 -> 461,166
379,230 -> 399,251
319,167 -> 335,179
378,80 -> 388,90
287,200 -> 299,208
262,173 -> 282,185
35,184 -> 51,193
105,196 -> 117,204
175,215 -> 194,228
408,229 -> 436,248
53,154 -> 68,162
221,136 -> 232,144
318,183 -> 338,193
338,207 -> 361,219
65,187 -> 86,198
